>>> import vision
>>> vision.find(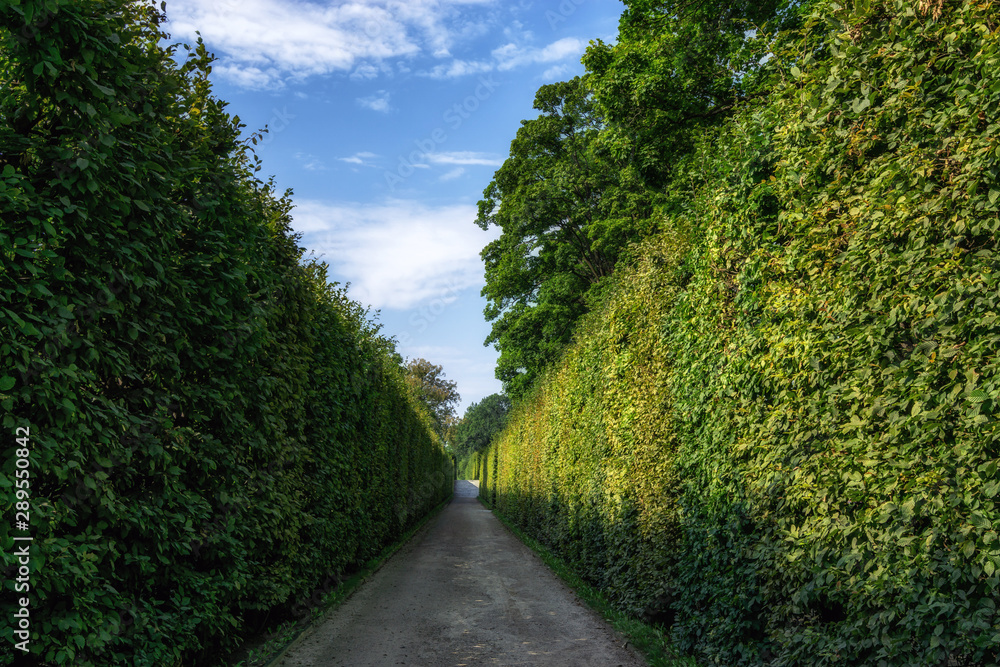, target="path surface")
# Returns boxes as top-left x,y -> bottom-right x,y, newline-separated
278,480 -> 647,667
